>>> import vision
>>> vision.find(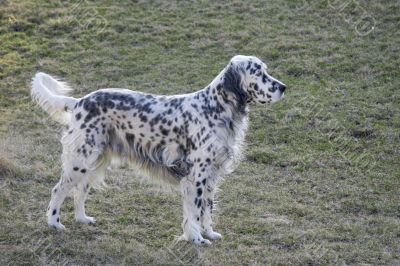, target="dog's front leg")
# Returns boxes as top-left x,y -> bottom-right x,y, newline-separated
202,179 -> 222,240
180,178 -> 211,245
